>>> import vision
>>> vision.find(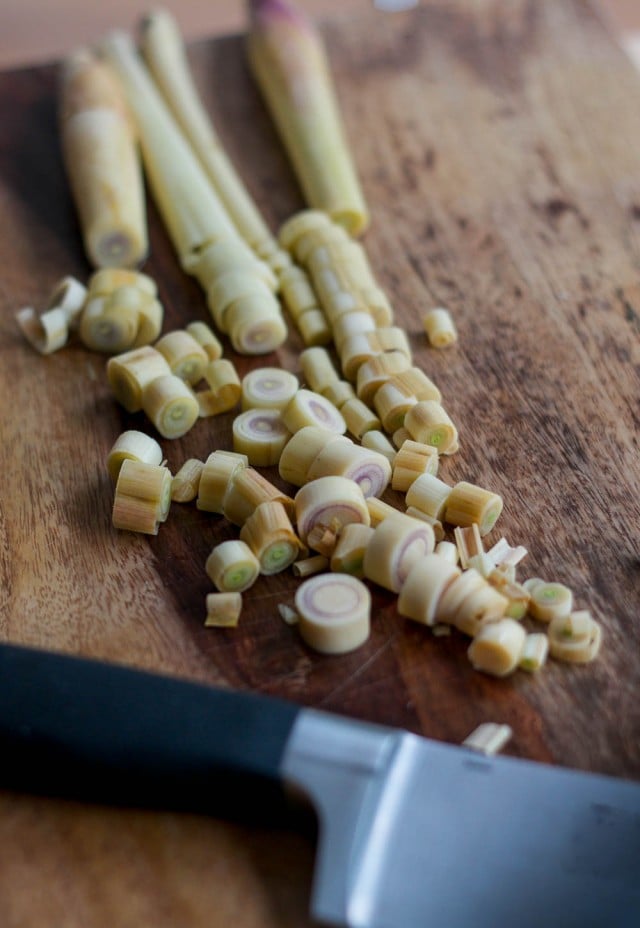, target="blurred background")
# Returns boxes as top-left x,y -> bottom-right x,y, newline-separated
0,0 -> 638,70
